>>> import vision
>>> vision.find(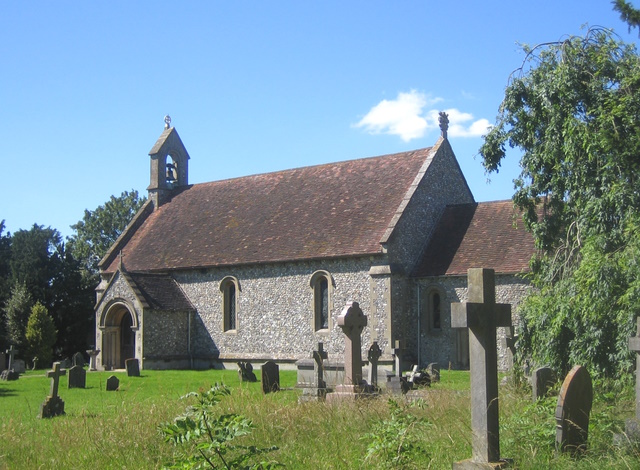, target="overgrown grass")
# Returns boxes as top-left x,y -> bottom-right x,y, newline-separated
0,369 -> 638,469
